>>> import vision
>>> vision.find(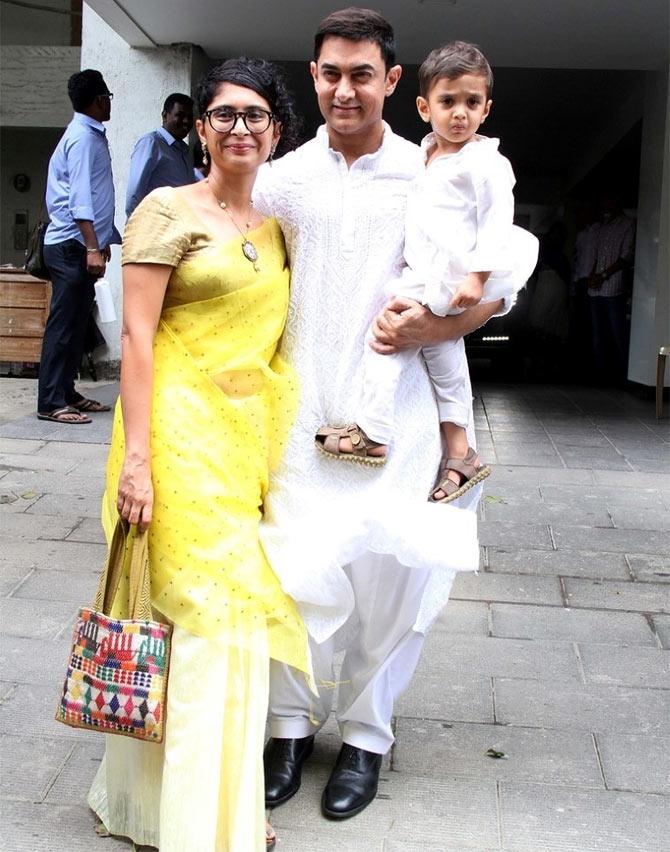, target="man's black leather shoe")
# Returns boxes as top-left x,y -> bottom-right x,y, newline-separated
264,736 -> 315,807
321,743 -> 382,819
